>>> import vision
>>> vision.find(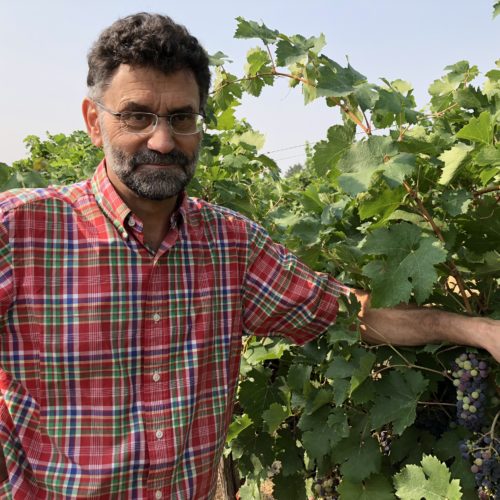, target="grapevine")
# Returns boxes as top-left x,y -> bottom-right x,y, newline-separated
2,12 -> 499,500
